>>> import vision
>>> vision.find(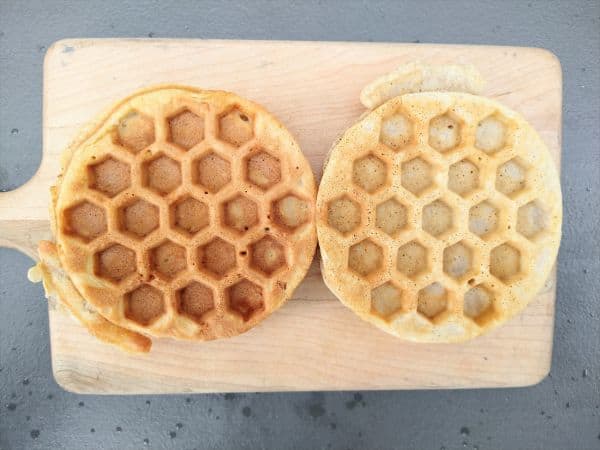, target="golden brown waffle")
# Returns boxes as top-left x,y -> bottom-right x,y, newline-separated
317,92 -> 562,342
47,86 -> 316,342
